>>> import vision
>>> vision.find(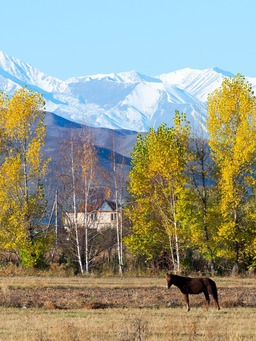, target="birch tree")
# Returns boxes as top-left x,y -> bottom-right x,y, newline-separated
57,128 -> 99,273
179,134 -> 221,273
111,143 -> 127,275
125,111 -> 190,272
70,135 -> 84,273
81,130 -> 98,273
207,74 -> 256,269
0,87 -> 50,266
